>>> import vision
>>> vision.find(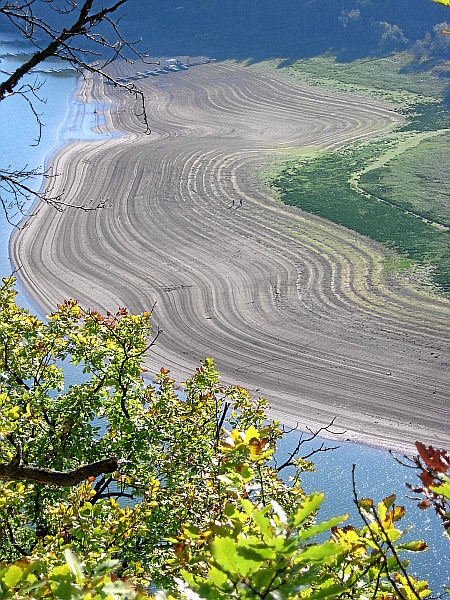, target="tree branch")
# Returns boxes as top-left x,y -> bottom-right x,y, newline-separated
351,464 -> 421,600
0,0 -> 126,100
0,0 -> 153,223
0,456 -> 126,486
277,417 -> 343,472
